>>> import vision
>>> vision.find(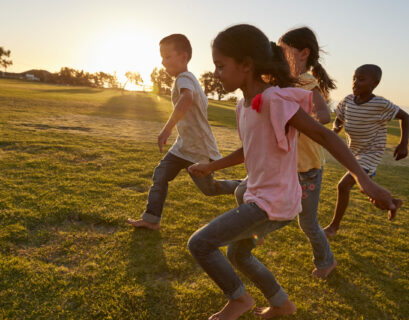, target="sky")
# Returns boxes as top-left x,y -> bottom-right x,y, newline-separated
2,0 -> 409,109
